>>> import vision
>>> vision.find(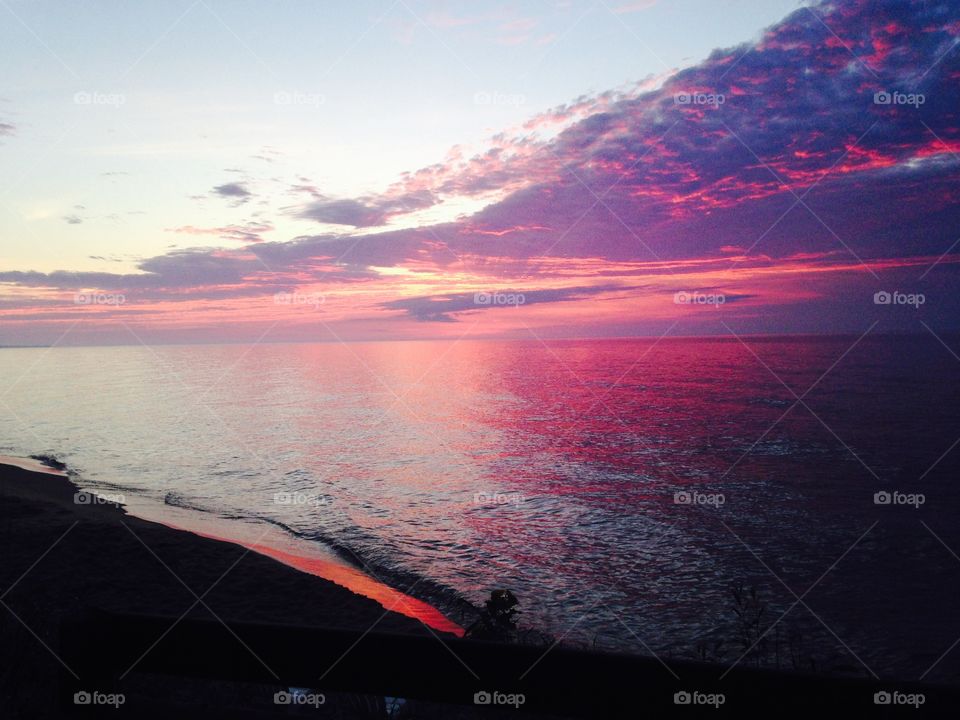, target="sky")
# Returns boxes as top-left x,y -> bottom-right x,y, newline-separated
1,0 -> 958,345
